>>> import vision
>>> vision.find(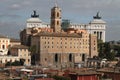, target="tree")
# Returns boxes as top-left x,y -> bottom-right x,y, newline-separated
5,60 -> 25,66
5,62 -> 11,66
20,59 -> 25,65
11,61 -> 21,66
104,42 -> 113,60
113,45 -> 120,57
98,39 -> 105,58
106,51 -> 115,61
98,41 -> 115,61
